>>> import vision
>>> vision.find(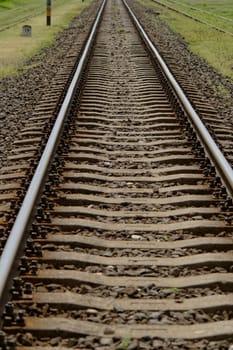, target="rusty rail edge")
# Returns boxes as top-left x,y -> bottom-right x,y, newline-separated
123,0 -> 233,197
0,0 -> 106,308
